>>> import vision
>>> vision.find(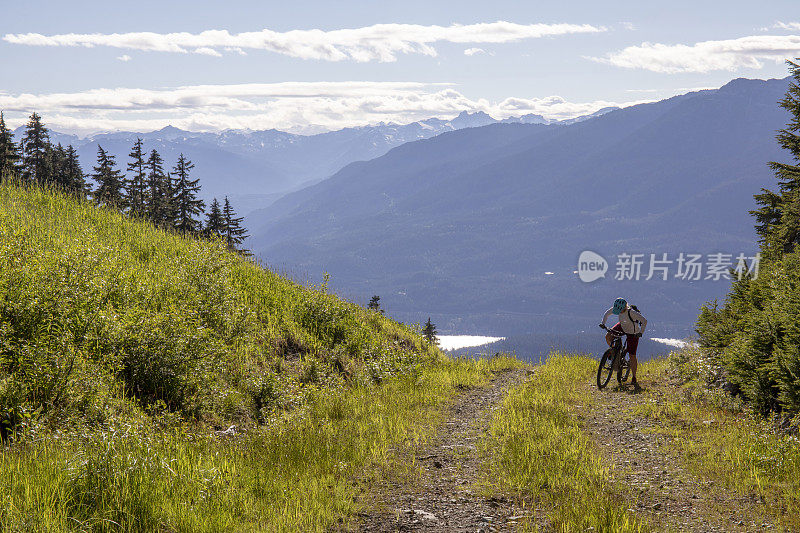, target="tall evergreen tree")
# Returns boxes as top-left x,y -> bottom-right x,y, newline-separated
20,112 -> 51,184
368,295 -> 384,314
0,112 -> 21,181
63,145 -> 87,195
92,145 -> 125,208
161,172 -> 179,228
751,189 -> 783,245
172,154 -> 204,233
422,318 -> 438,345
758,60 -> 800,254
48,143 -> 69,189
697,60 -> 800,414
368,295 -> 381,311
145,149 -> 167,223
222,196 -> 249,250
126,138 -> 148,216
204,198 -> 224,238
